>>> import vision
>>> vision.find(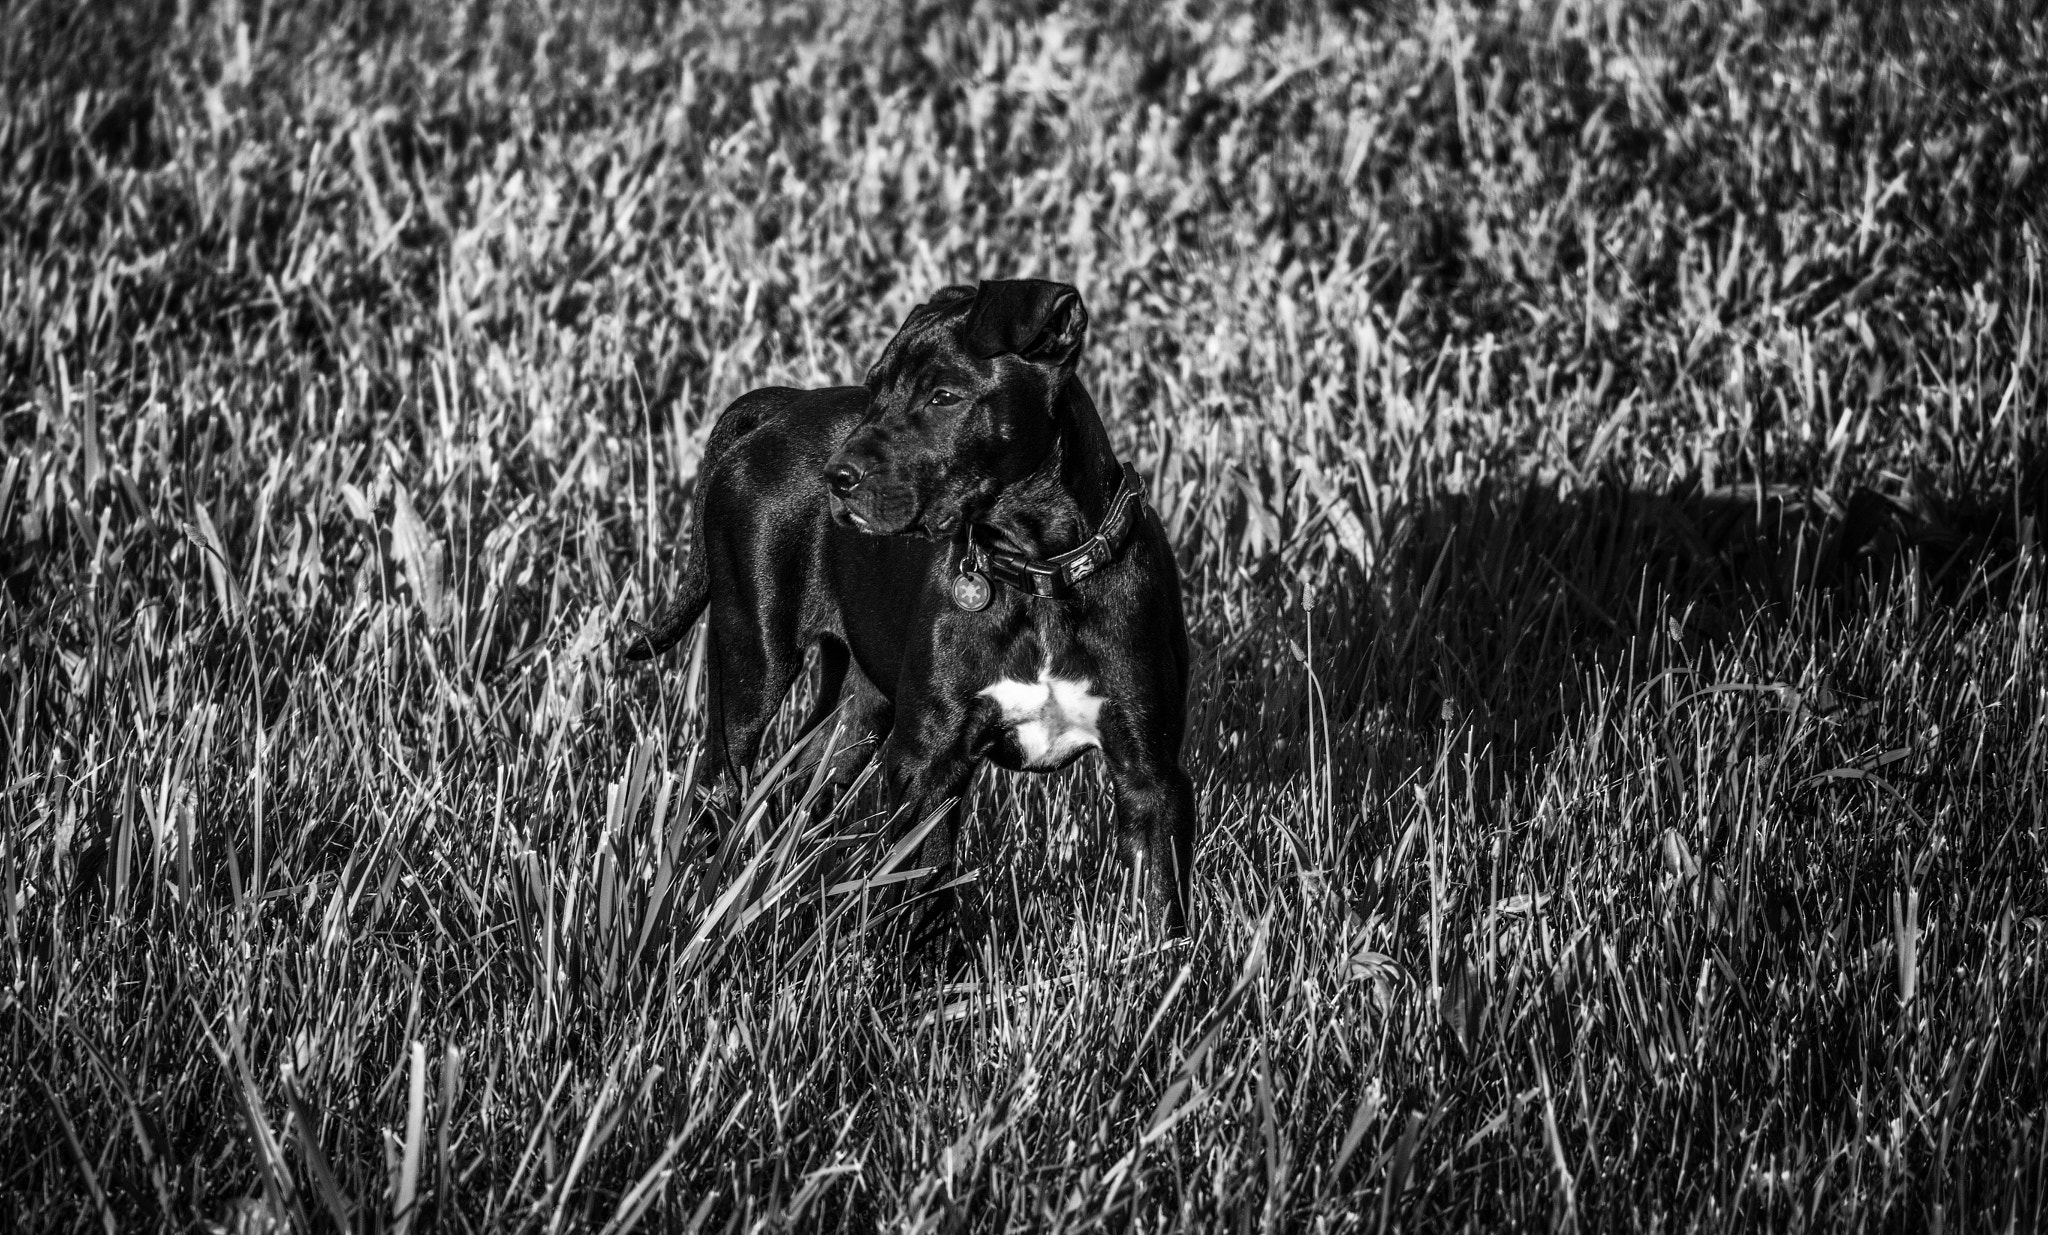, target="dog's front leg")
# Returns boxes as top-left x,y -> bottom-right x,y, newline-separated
1102,741 -> 1197,936
793,662 -> 894,823
875,709 -> 981,947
